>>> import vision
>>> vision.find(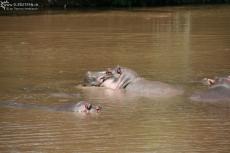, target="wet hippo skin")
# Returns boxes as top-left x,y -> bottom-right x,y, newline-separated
190,76 -> 230,102
84,66 -> 183,98
0,101 -> 102,114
